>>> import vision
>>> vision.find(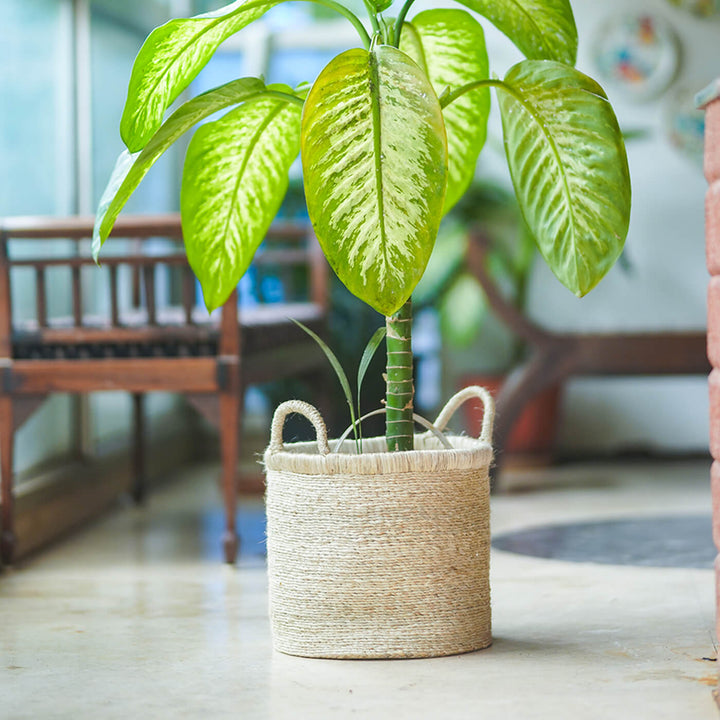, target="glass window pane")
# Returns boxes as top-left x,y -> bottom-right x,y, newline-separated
0,0 -> 69,216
